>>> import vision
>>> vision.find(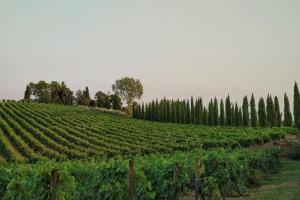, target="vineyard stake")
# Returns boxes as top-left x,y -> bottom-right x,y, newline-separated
173,162 -> 180,199
128,159 -> 135,200
50,169 -> 59,200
